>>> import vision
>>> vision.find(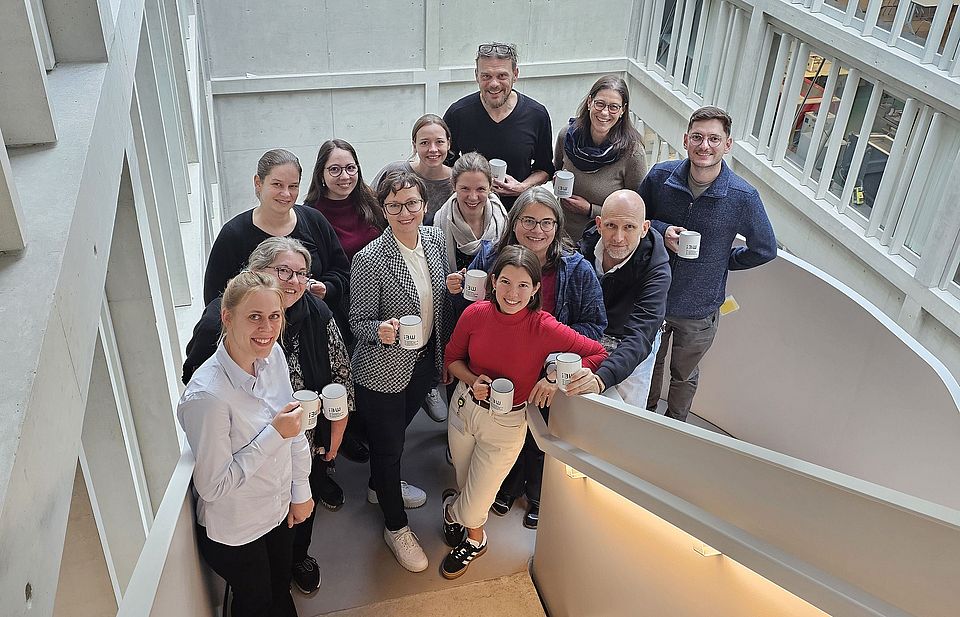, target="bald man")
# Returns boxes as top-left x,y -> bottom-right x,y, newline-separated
567,189 -> 671,406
